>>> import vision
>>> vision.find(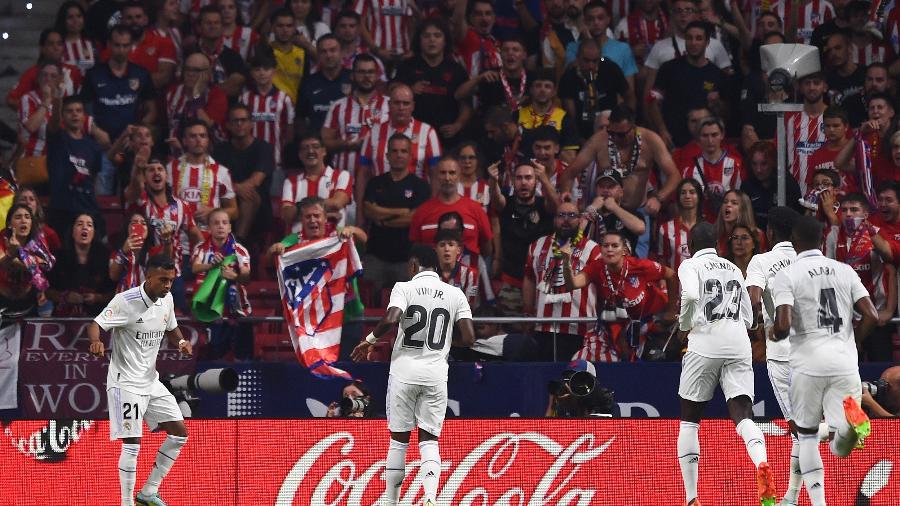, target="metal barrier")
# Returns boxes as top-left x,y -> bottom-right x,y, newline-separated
20,316 -> 900,323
